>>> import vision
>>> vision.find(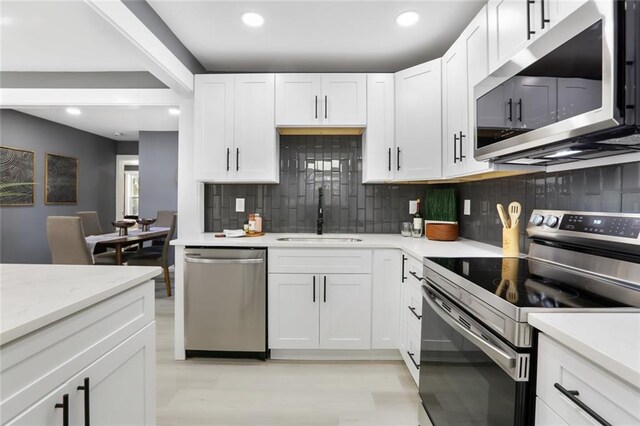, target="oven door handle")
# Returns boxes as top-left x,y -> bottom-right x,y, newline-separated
421,283 -> 524,380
